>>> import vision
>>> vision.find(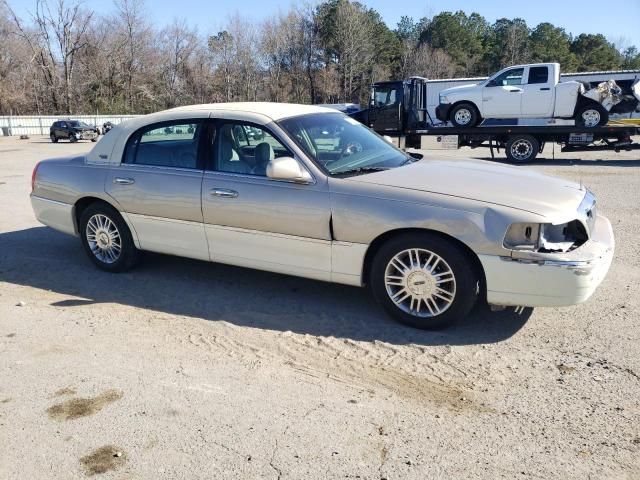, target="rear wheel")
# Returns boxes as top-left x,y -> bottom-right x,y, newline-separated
449,103 -> 480,127
370,233 -> 479,329
505,135 -> 540,163
79,203 -> 138,272
576,103 -> 608,127
50,133 -> 58,143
